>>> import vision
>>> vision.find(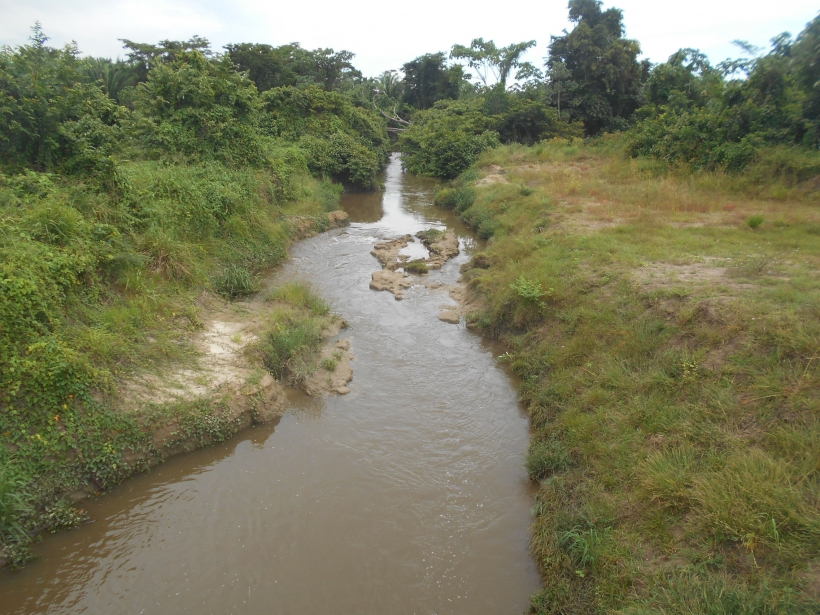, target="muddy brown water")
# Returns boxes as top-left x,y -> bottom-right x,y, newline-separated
0,155 -> 541,614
